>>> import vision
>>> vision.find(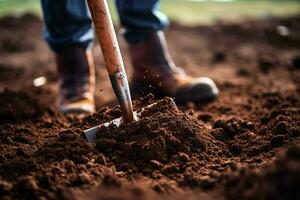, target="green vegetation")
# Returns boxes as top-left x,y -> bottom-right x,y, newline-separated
161,0 -> 300,25
0,0 -> 40,16
0,0 -> 299,25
